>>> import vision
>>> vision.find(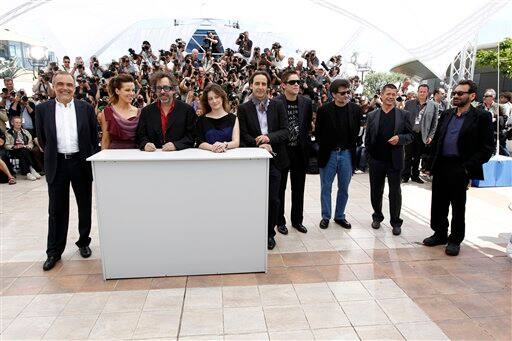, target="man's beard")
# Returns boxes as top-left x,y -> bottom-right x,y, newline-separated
453,97 -> 469,107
